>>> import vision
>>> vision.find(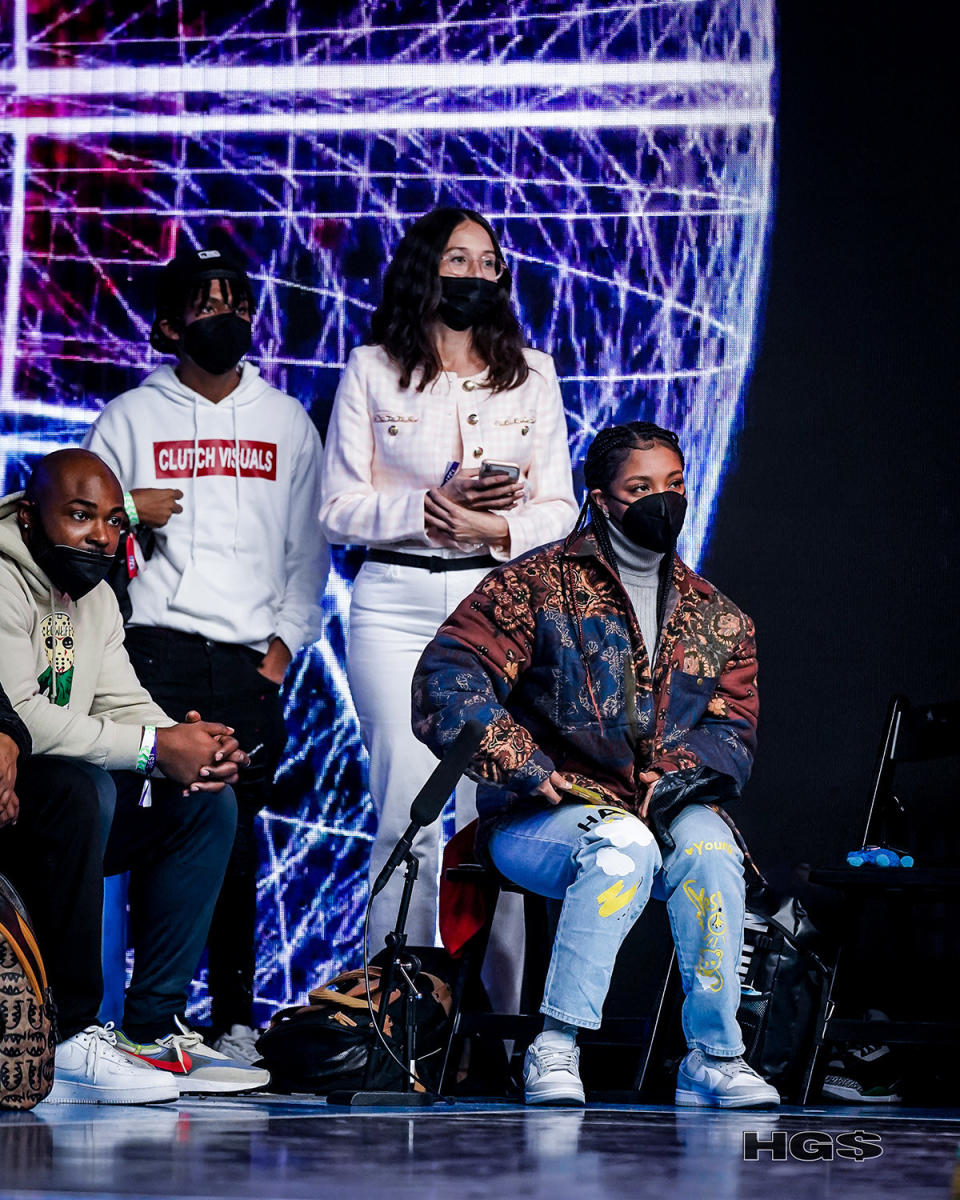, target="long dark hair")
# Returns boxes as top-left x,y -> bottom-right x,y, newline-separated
367,206 -> 530,392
